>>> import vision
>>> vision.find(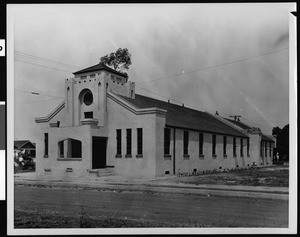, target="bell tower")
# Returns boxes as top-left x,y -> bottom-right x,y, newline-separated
63,62 -> 134,127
